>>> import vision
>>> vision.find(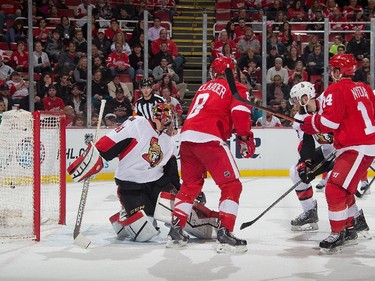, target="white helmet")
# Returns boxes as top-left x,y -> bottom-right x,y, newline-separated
289,81 -> 316,107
